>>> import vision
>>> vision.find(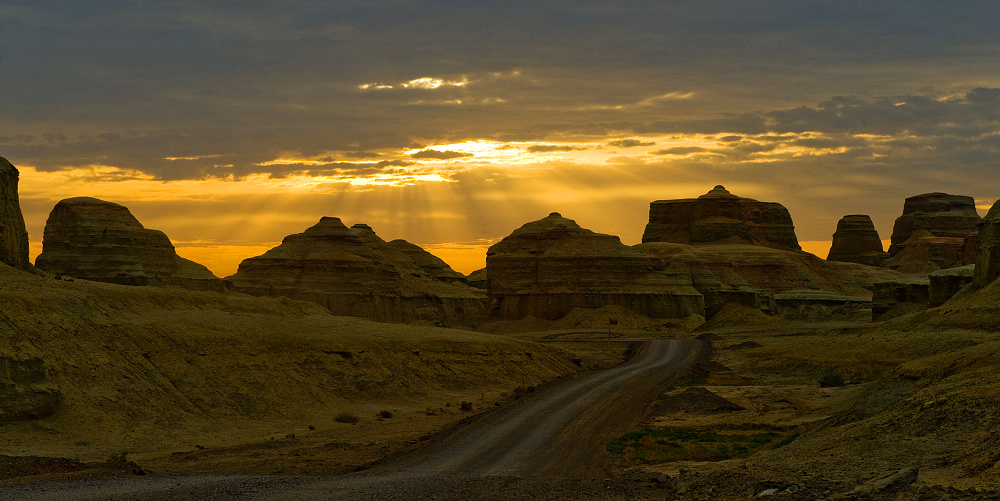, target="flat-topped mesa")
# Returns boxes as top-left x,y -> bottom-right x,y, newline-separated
642,185 -> 801,251
0,157 -> 30,270
486,212 -> 704,321
883,192 -> 981,273
228,218 -> 485,325
827,215 -> 888,266
34,197 -> 220,287
387,239 -> 468,284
